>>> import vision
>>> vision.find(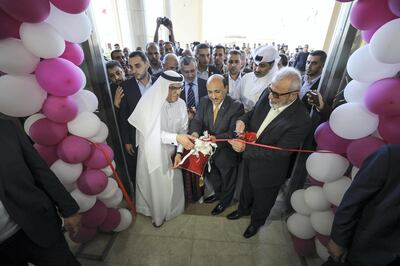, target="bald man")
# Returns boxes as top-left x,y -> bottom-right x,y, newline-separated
162,53 -> 179,72
189,75 -> 244,215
